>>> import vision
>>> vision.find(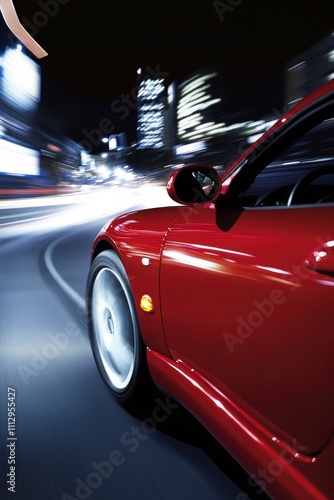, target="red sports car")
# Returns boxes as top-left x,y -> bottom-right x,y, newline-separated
86,79 -> 334,499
